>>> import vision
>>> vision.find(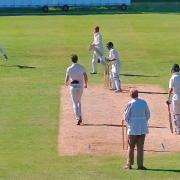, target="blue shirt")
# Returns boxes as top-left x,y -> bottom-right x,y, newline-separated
124,98 -> 150,135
